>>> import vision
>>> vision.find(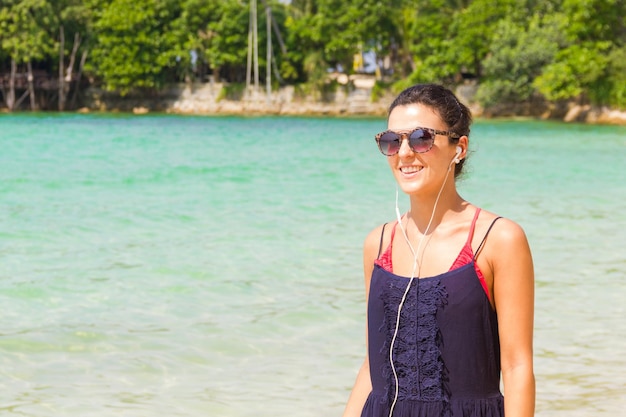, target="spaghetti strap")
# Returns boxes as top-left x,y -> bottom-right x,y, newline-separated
474,217 -> 503,260
465,207 -> 482,246
376,223 -> 388,259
